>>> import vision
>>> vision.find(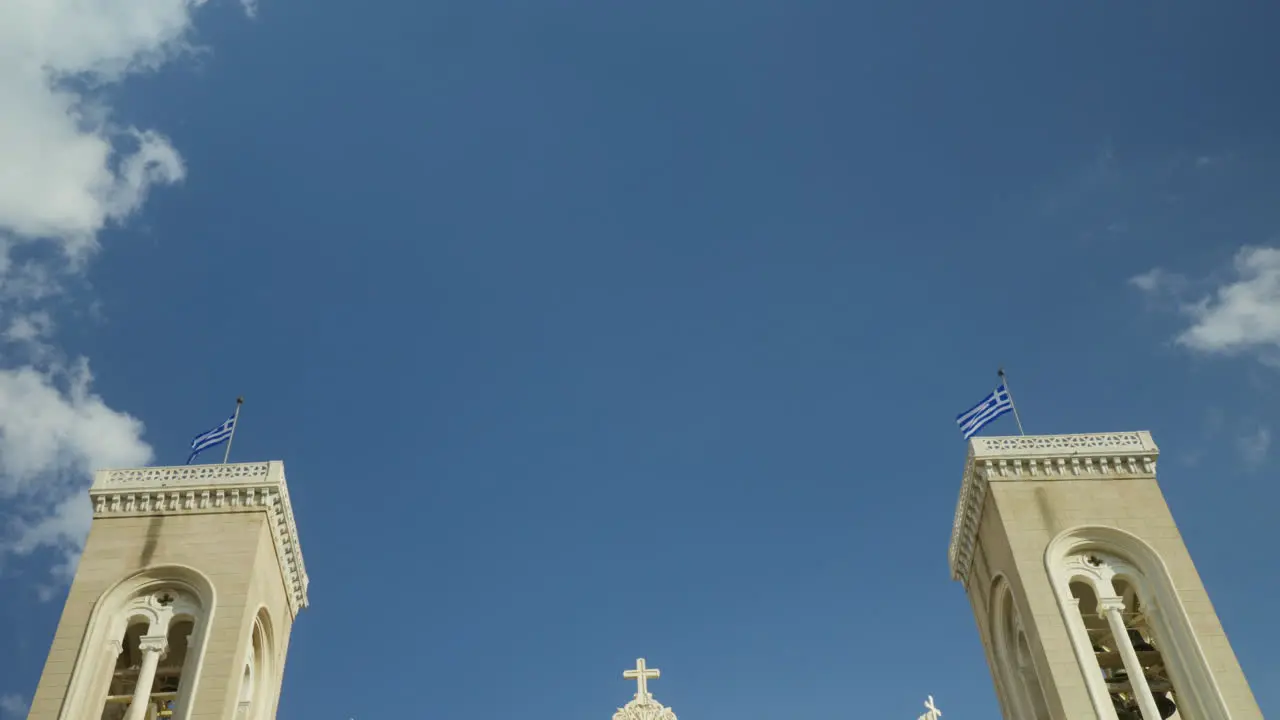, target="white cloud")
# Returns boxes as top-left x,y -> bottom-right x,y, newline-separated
1237,426 -> 1271,468
0,694 -> 27,719
0,361 -> 153,579
1129,267 -> 1184,295
1175,247 -> 1280,355
1132,246 -> 1280,362
0,0 -> 247,585
4,311 -> 54,345
0,361 -> 152,499
0,3 -> 193,258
